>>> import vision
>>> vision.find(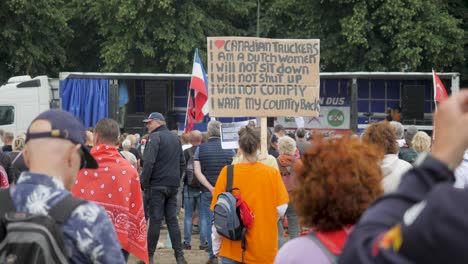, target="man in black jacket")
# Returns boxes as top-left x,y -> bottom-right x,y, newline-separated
340,90 -> 468,263
141,112 -> 187,264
